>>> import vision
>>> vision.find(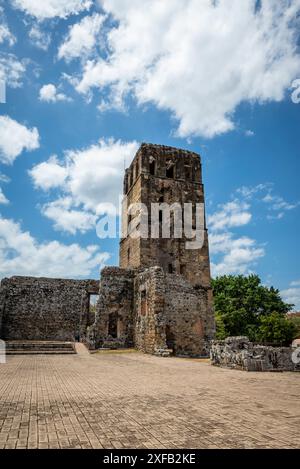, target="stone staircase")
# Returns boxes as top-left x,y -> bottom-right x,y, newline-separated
5,341 -> 76,355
